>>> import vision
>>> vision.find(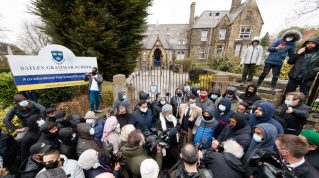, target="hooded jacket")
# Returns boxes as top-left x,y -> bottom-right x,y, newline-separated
203,151 -> 246,178
208,88 -> 221,104
240,37 -> 263,65
215,86 -> 242,111
242,123 -> 278,167
217,113 -> 251,151
113,91 -> 130,115
21,115 -> 41,161
213,98 -> 235,138
38,123 -> 61,149
288,37 -> 319,81
265,29 -> 302,66
239,84 -> 261,106
3,100 -> 46,131
121,145 -> 162,178
170,88 -> 187,117
76,123 -> 103,157
248,102 -> 284,134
